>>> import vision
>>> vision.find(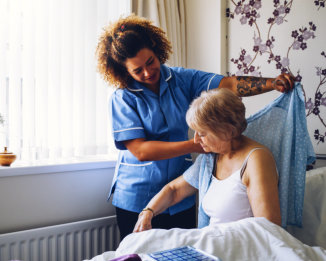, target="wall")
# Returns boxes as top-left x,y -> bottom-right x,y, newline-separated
0,162 -> 116,234
227,1 -> 326,154
185,0 -> 227,75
